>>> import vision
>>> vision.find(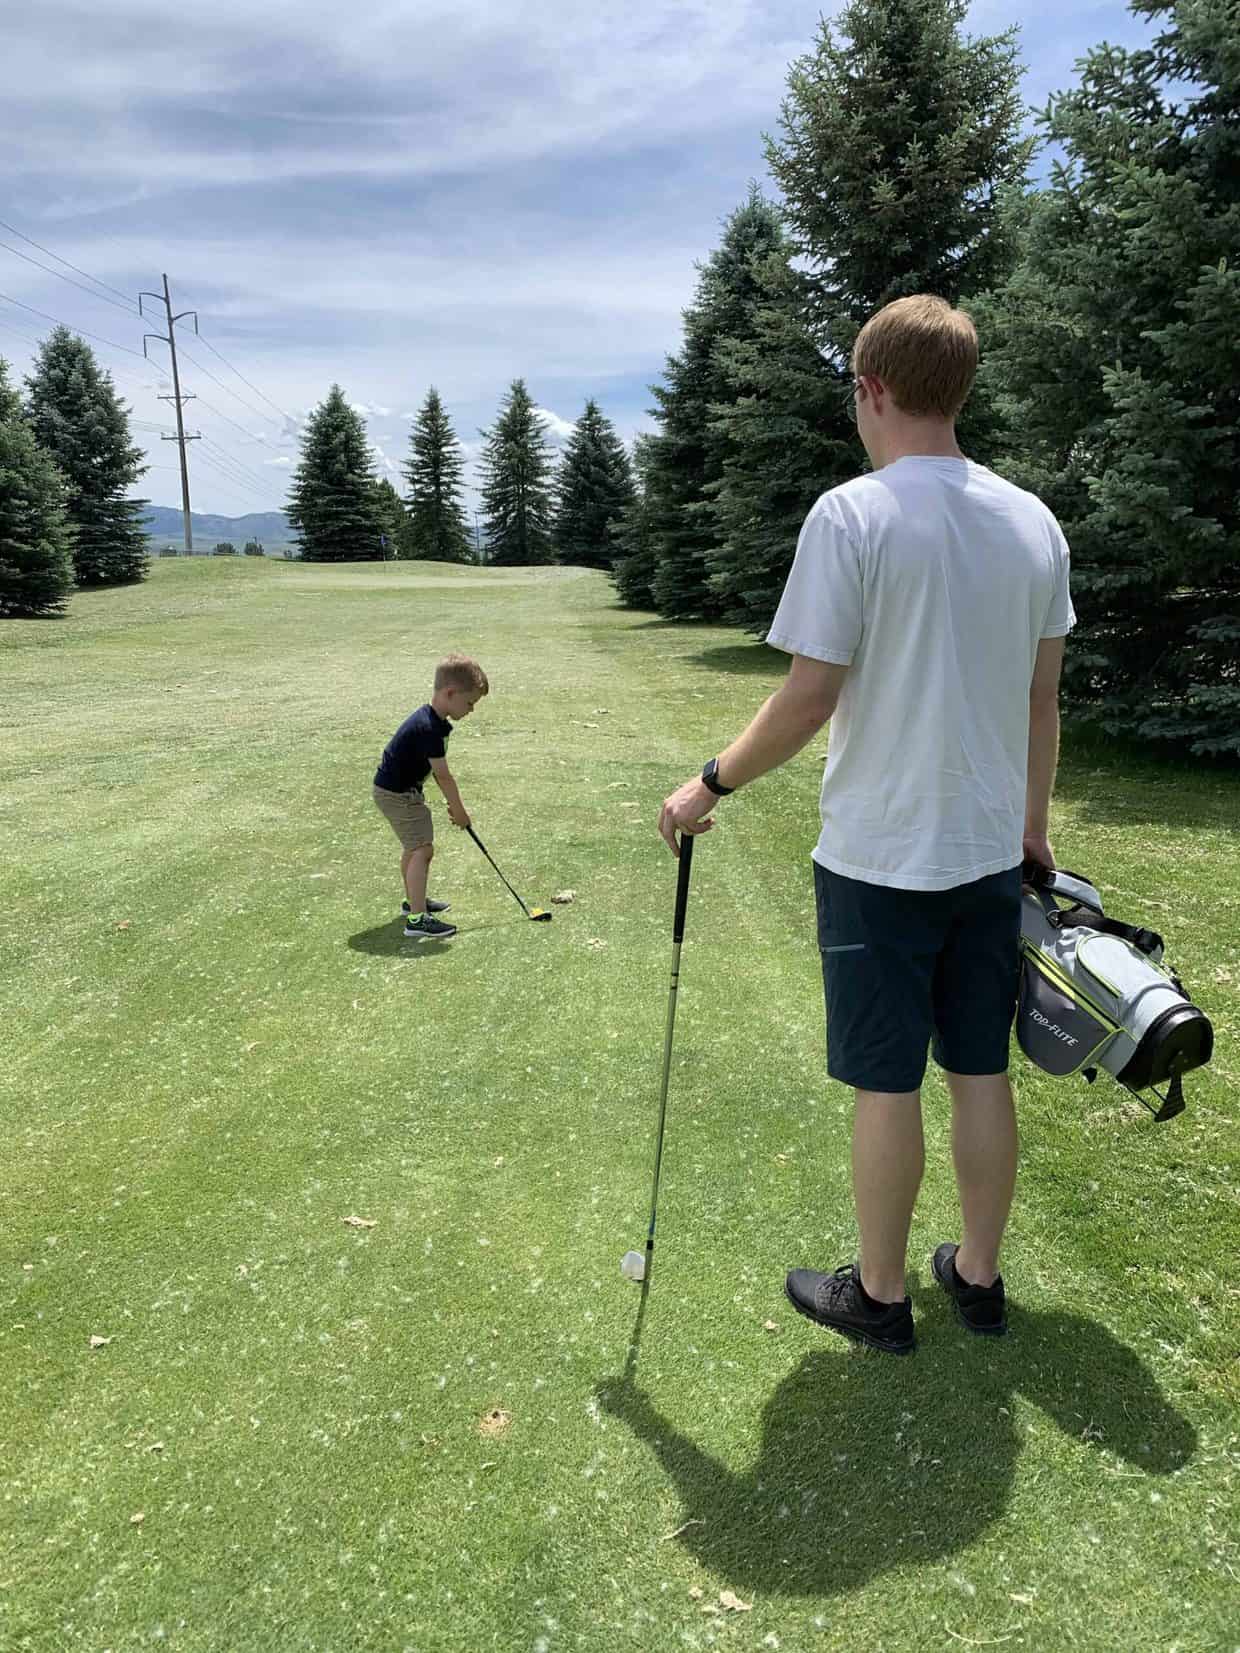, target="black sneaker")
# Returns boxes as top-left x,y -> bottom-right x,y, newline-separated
403,914 -> 457,942
932,1243 -> 1007,1336
402,898 -> 451,915
784,1263 -> 915,1355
